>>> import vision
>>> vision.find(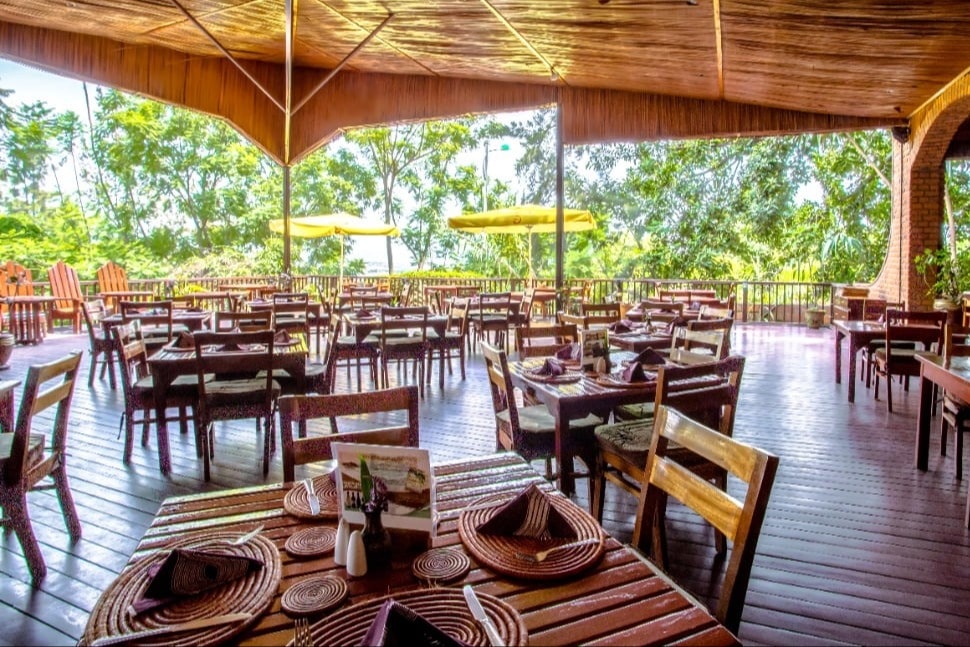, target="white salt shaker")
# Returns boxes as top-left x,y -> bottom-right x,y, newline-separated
333,517 -> 350,566
346,529 -> 367,577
